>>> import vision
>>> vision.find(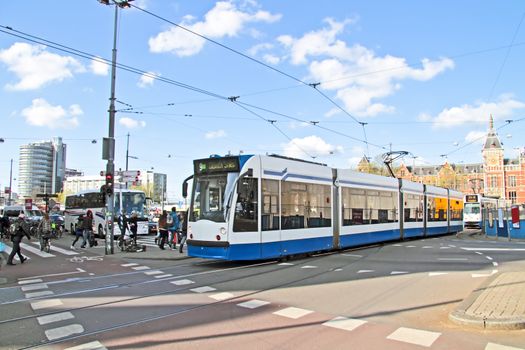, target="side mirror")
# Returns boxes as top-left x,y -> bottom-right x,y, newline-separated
182,182 -> 188,199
